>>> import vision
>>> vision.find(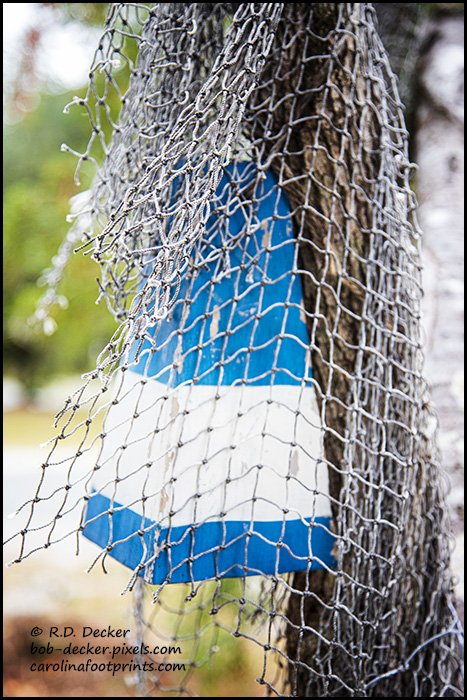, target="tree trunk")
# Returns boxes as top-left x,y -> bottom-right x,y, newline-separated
247,4 -> 463,695
248,4 -> 381,694
416,7 -> 464,547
